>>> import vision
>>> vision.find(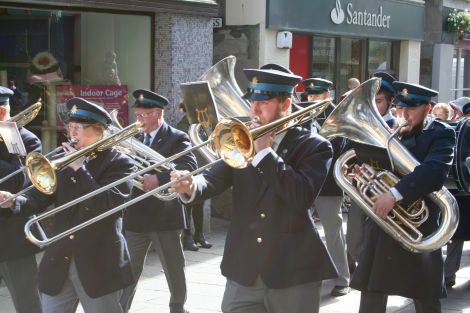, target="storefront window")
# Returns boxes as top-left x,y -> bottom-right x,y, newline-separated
0,7 -> 151,150
368,40 -> 392,73
338,38 -> 362,97
311,36 -> 335,98
452,48 -> 470,99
